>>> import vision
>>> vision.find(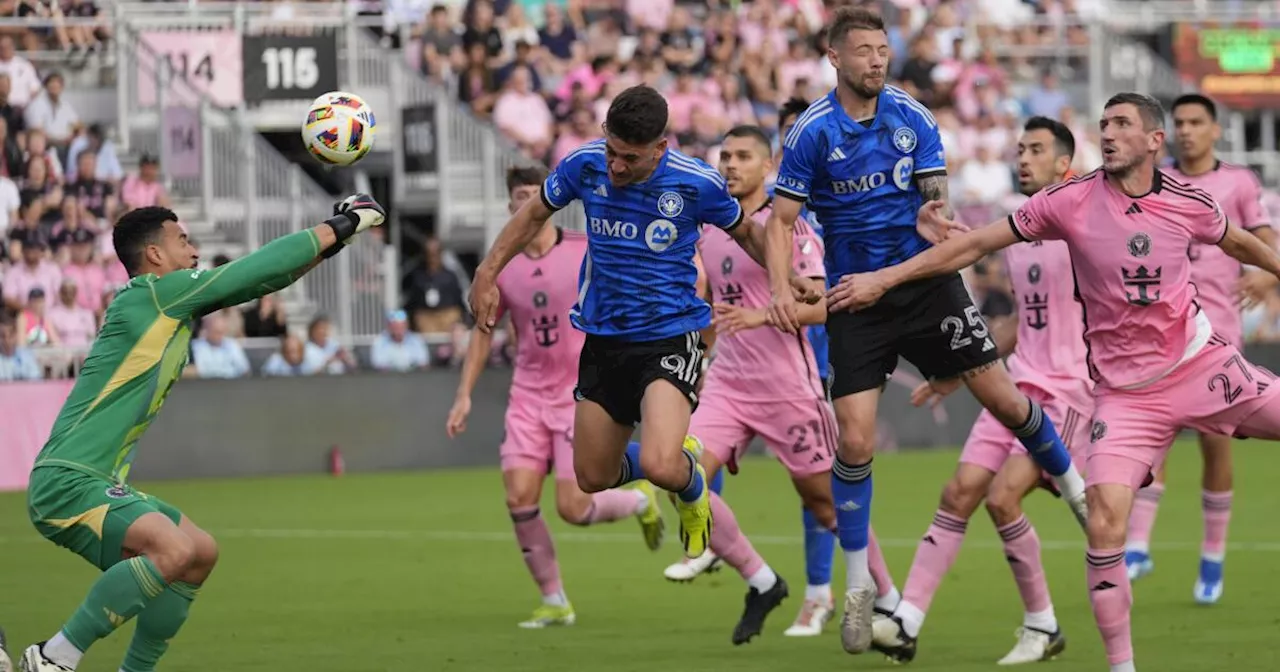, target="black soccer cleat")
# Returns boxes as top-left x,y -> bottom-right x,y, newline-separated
732,575 -> 789,645
871,615 -> 918,664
